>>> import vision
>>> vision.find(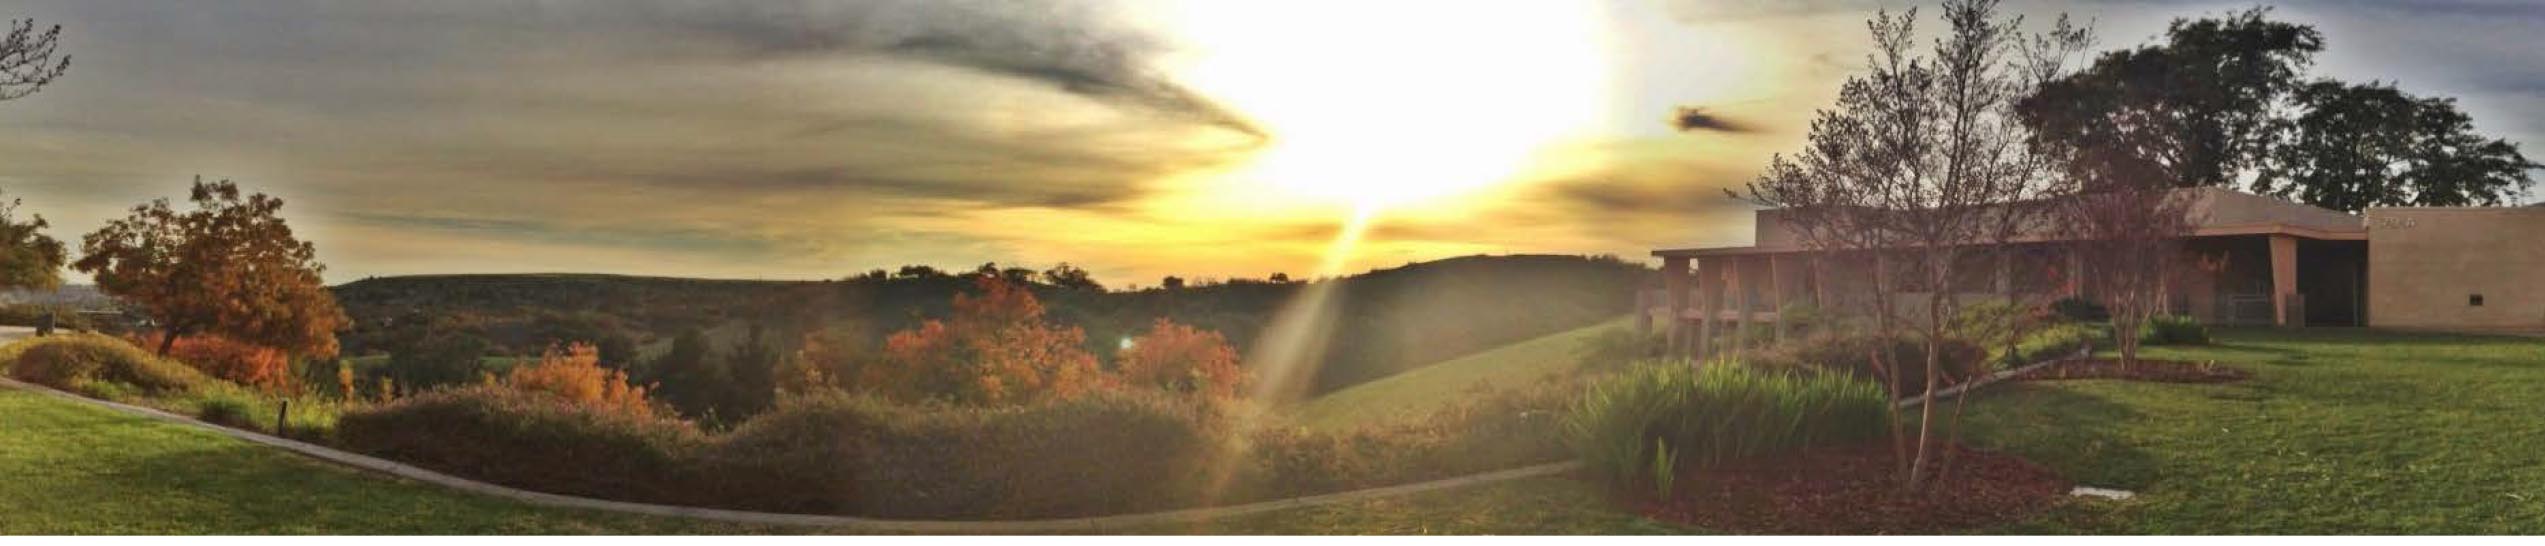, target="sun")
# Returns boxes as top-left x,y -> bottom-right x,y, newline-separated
1161,1 -> 1613,212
